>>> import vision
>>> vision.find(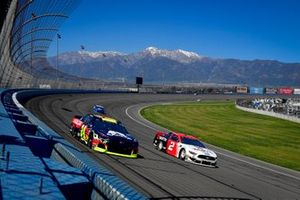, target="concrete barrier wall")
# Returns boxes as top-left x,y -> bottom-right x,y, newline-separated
236,104 -> 300,124
12,89 -> 146,200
